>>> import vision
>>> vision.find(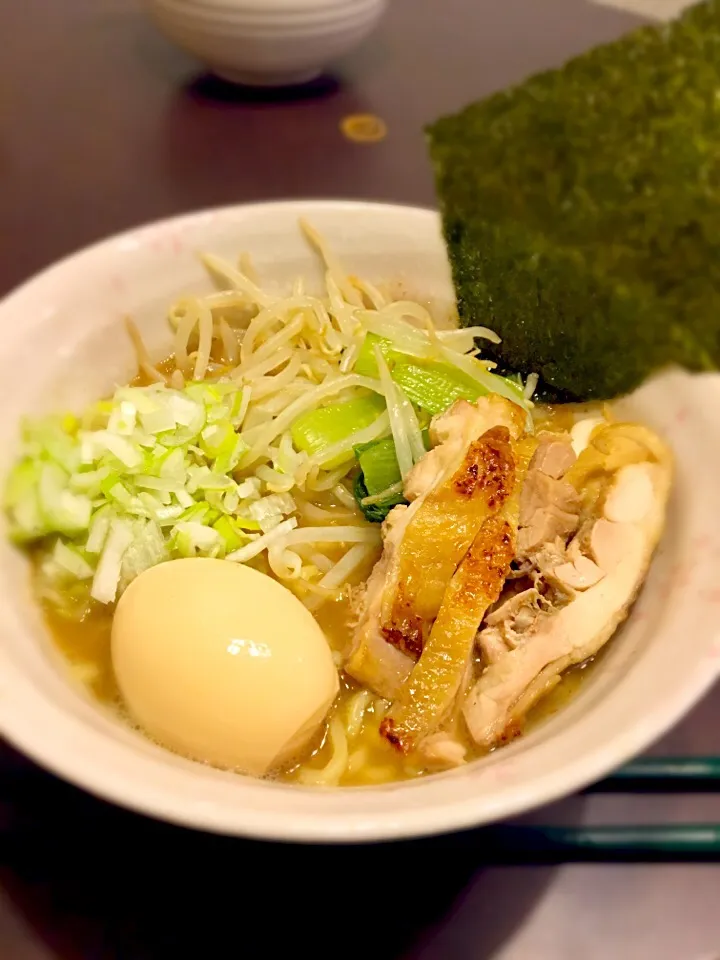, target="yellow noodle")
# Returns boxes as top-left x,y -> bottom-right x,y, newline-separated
267,545 -> 303,580
295,499 -> 356,523
319,544 -> 375,590
173,301 -> 199,377
305,464 -> 357,493
297,715 -> 349,786
332,483 -> 359,512
347,747 -> 369,775
345,689 -> 372,739
217,317 -> 239,366
125,318 -> 166,383
192,300 -> 214,381
359,766 -> 396,784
